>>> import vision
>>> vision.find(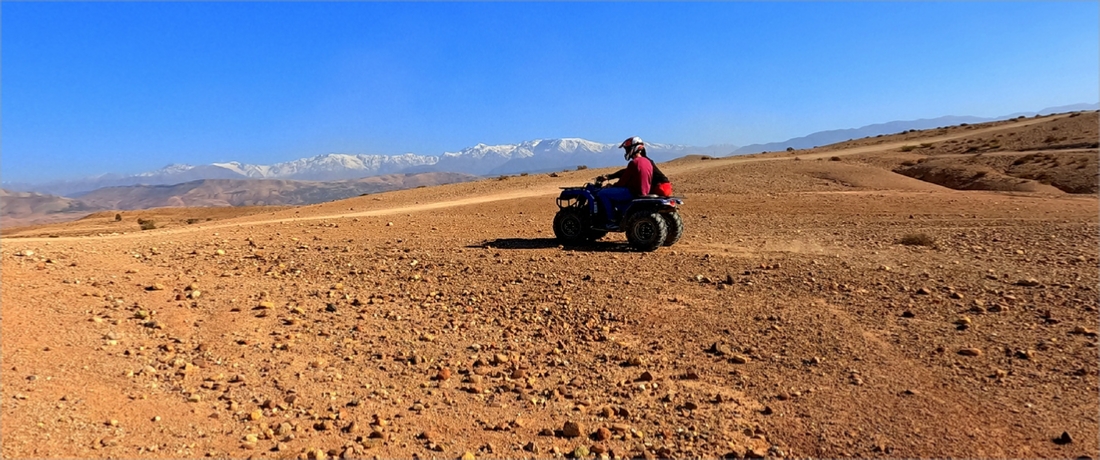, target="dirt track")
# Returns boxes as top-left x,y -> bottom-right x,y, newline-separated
2,115 -> 1098,459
